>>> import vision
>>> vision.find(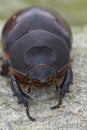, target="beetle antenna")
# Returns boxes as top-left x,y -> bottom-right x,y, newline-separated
26,103 -> 35,121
